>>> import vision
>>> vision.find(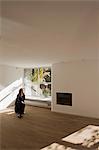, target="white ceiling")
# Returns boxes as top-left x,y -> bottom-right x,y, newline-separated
0,0 -> 99,68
